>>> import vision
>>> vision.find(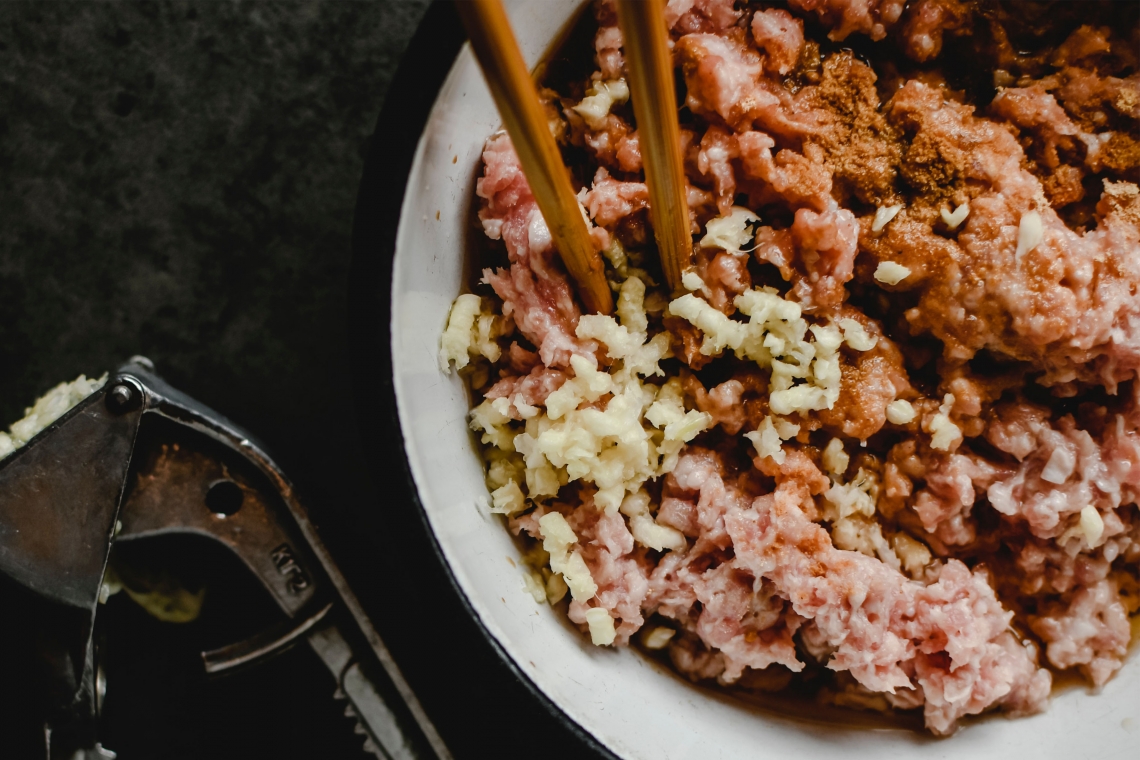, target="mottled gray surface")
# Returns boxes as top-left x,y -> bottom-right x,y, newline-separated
0,1 -> 430,756
0,0 -> 426,429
